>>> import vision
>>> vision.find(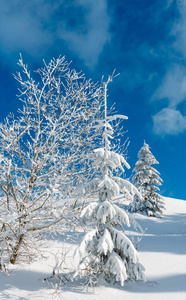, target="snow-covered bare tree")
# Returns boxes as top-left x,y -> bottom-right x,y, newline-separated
74,77 -> 146,286
0,55 -> 104,270
129,141 -> 164,217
